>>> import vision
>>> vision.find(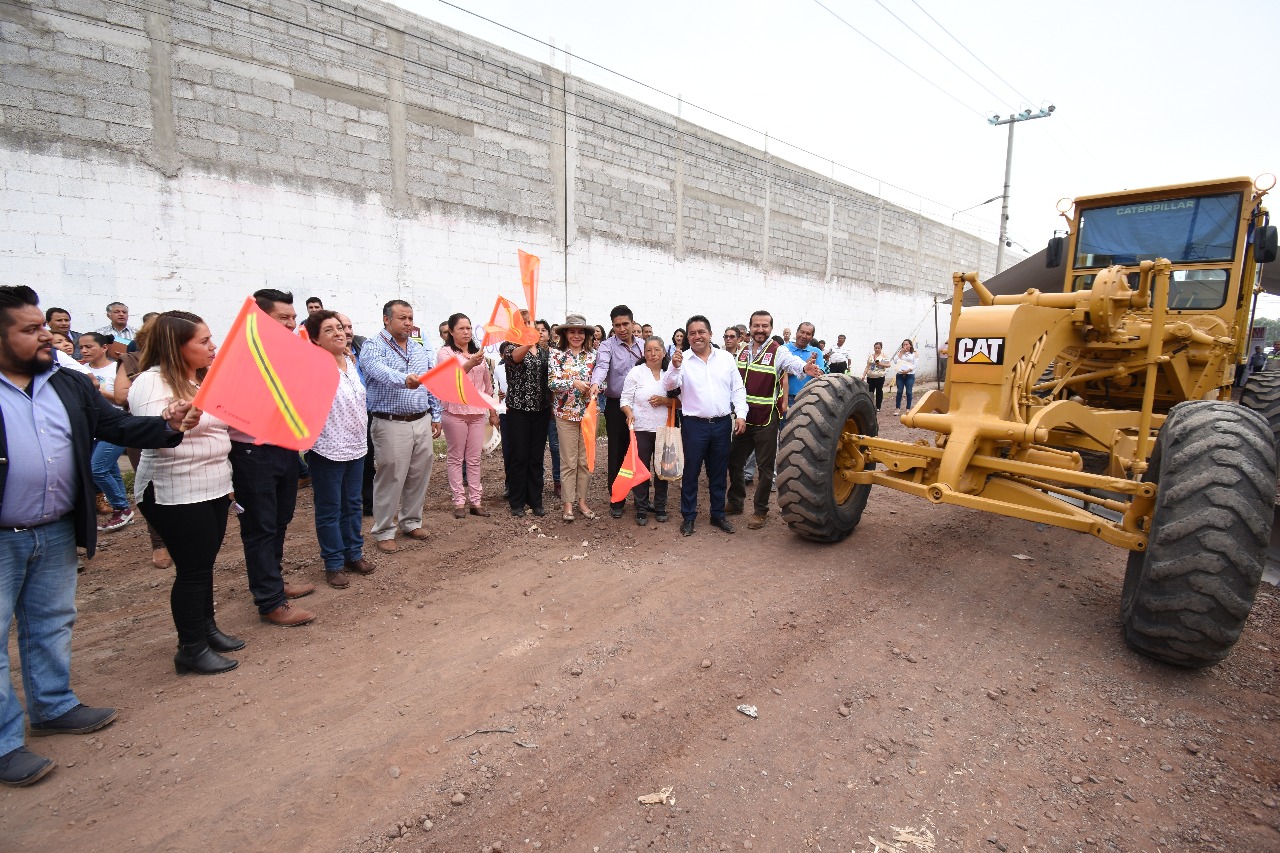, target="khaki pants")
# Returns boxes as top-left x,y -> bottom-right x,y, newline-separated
370,416 -> 434,540
554,416 -> 593,506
